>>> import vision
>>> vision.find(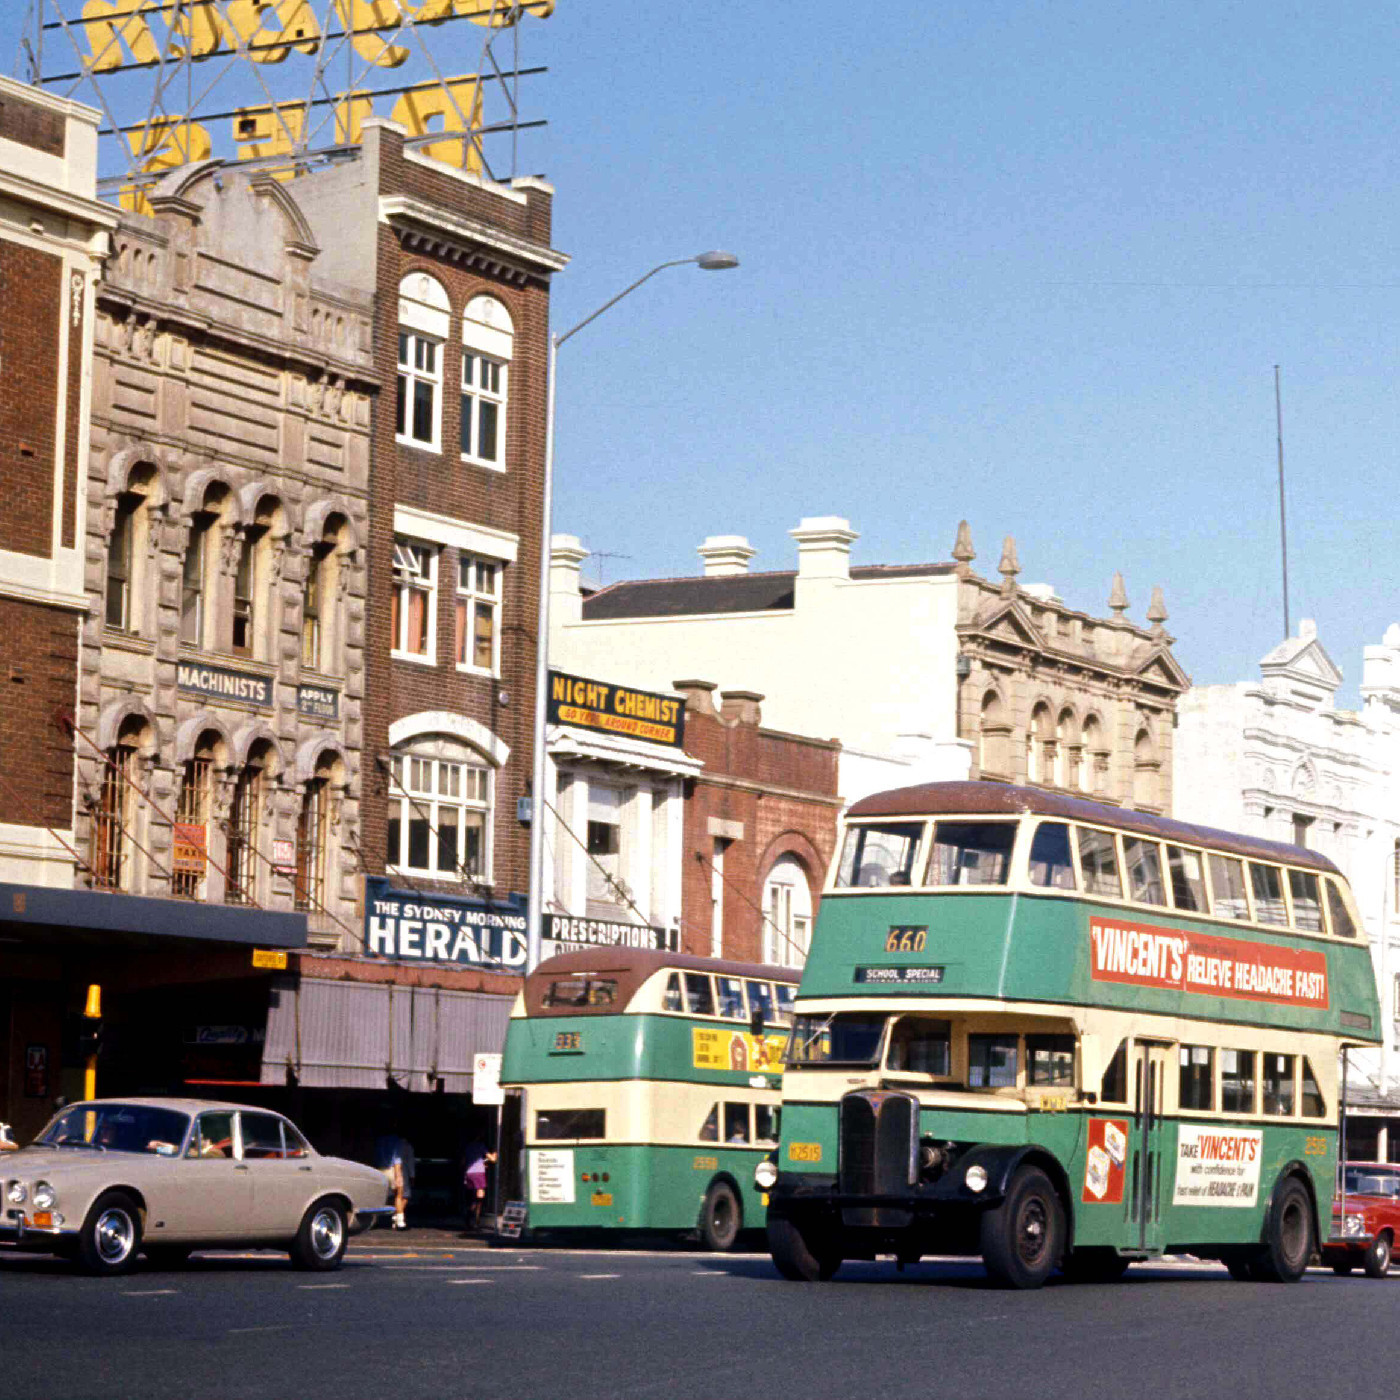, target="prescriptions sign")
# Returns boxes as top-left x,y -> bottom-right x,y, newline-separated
1089,918 -> 1328,1010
